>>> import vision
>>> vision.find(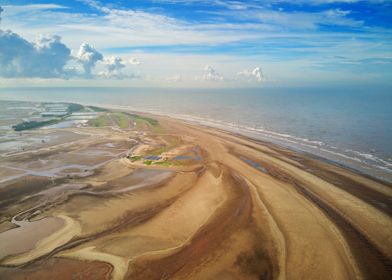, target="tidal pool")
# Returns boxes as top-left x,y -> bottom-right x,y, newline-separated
0,216 -> 65,260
